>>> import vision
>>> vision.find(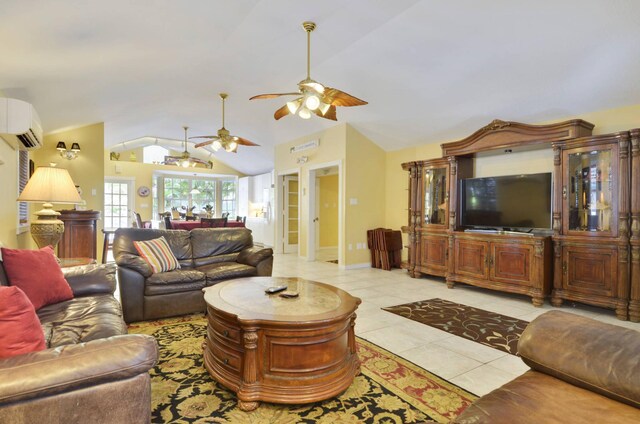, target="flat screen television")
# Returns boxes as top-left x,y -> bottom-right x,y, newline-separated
460,172 -> 552,230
